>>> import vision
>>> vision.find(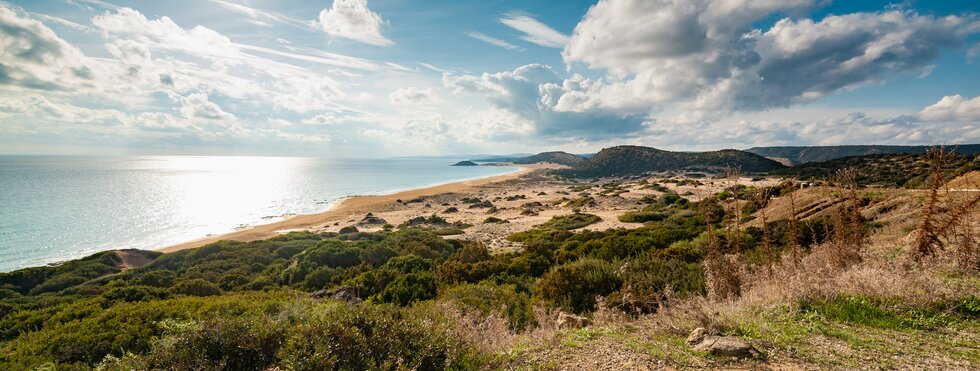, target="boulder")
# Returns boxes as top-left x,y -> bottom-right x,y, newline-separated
686,327 -> 761,359
556,311 -> 591,329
